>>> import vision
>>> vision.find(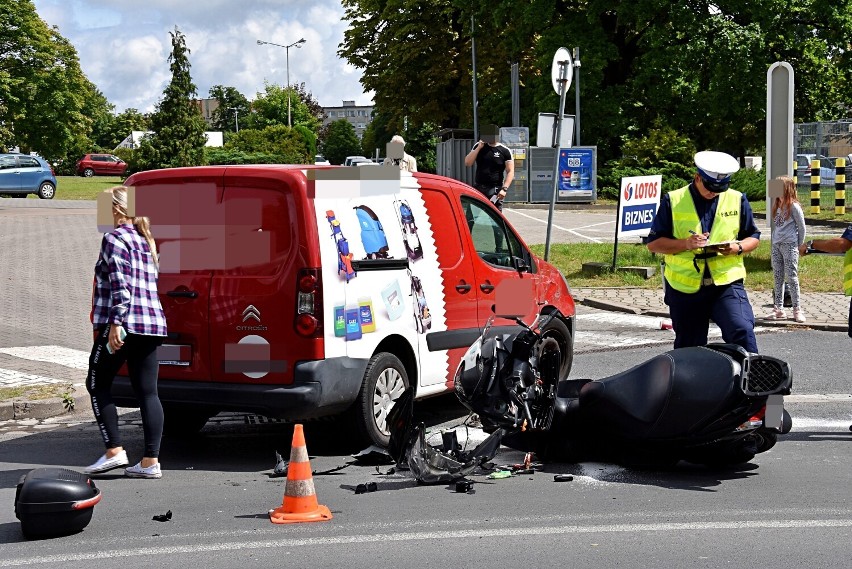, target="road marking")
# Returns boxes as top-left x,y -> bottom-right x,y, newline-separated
504,208 -> 605,243
4,519 -> 852,565
0,368 -> 70,387
786,394 -> 852,402
0,345 -> 89,370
